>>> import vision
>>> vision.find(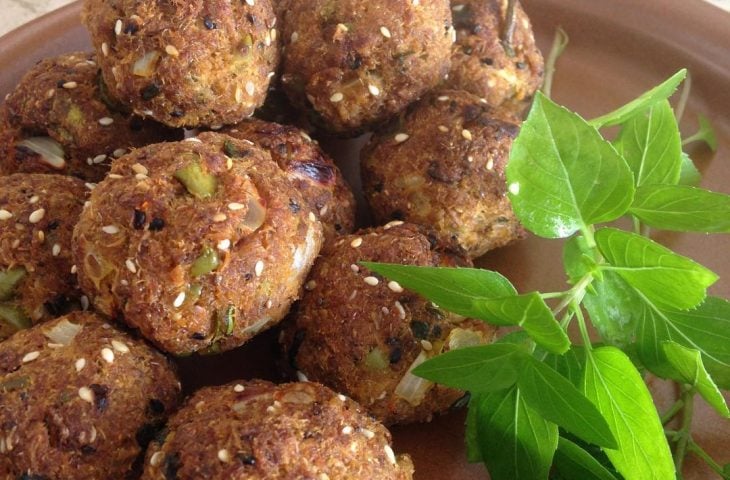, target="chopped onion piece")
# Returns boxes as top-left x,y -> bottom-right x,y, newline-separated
448,328 -> 484,350
133,51 -> 161,77
394,351 -> 433,406
18,137 -> 66,169
242,197 -> 266,232
43,319 -> 83,346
